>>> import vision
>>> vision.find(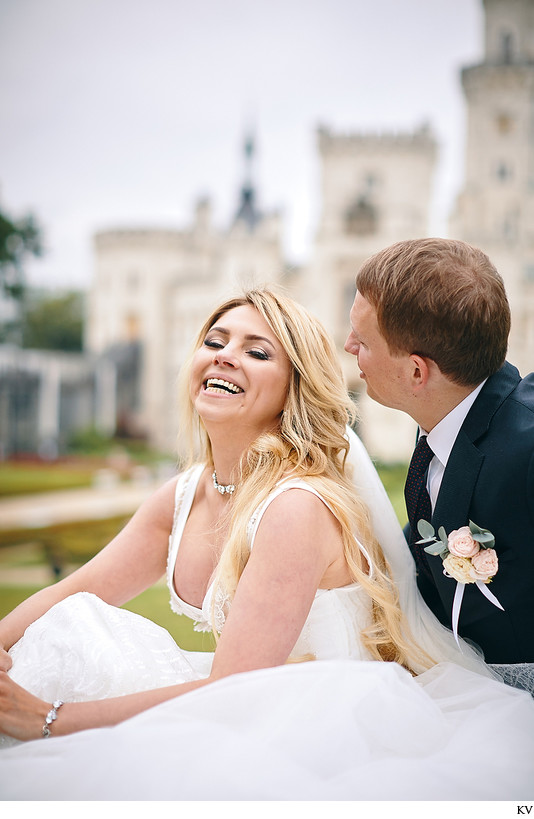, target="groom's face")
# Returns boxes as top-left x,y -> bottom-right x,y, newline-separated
345,292 -> 411,410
